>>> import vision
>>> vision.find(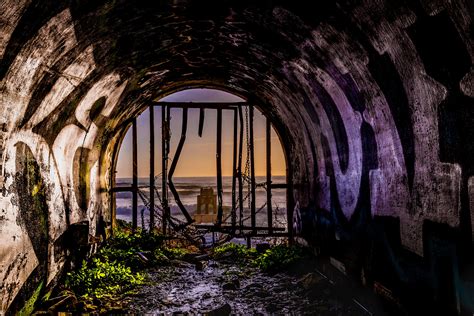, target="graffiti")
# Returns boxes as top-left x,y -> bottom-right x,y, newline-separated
0,7 -> 128,312
0,0 -> 472,313
293,202 -> 302,235
470,177 -> 474,242
287,13 -> 469,256
0,9 -> 77,310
